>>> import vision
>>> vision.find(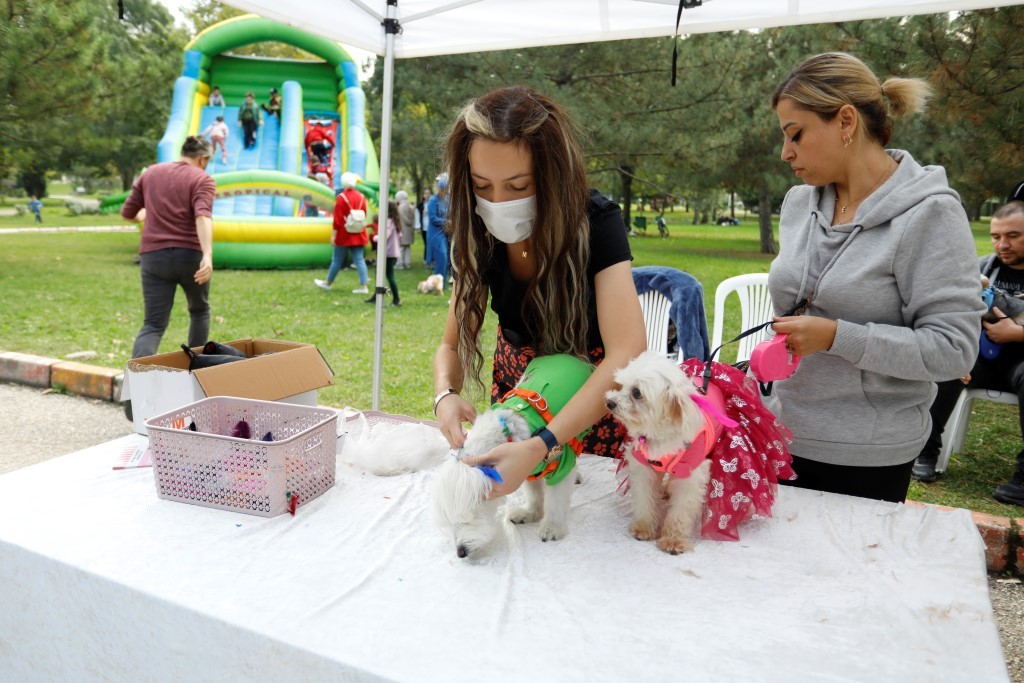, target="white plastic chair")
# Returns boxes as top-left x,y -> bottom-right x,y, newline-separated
638,290 -> 679,360
937,388 -> 1018,473
710,273 -> 772,363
